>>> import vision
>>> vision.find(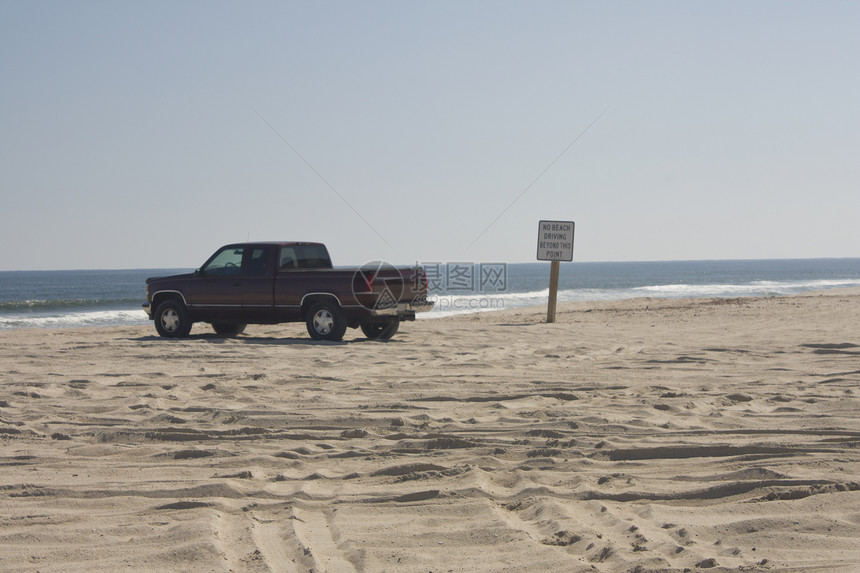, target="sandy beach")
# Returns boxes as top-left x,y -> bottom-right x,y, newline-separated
1,289 -> 859,572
